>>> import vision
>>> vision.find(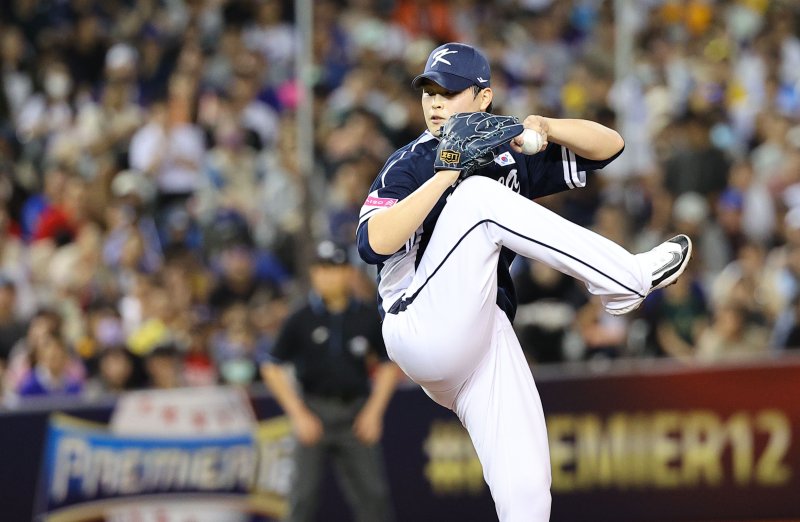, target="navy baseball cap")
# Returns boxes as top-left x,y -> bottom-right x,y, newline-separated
412,43 -> 491,92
